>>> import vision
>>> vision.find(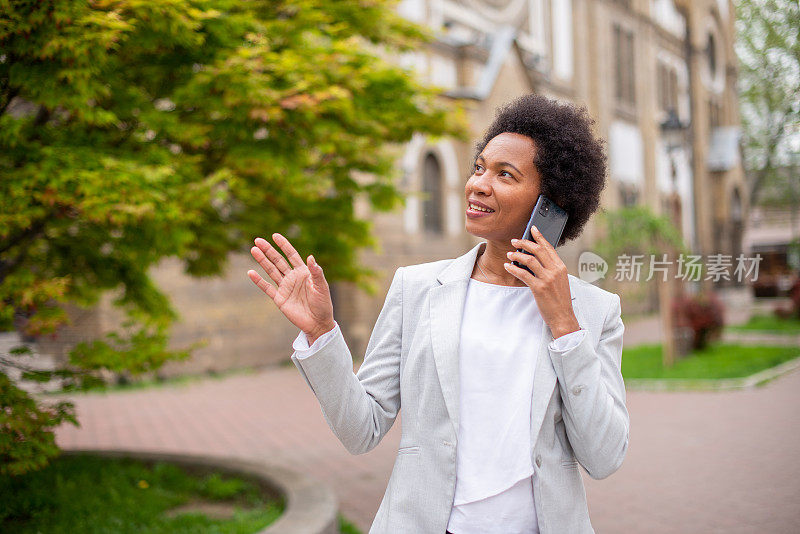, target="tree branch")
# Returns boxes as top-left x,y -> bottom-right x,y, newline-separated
0,87 -> 19,117
33,105 -> 51,127
0,247 -> 30,285
0,218 -> 47,255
